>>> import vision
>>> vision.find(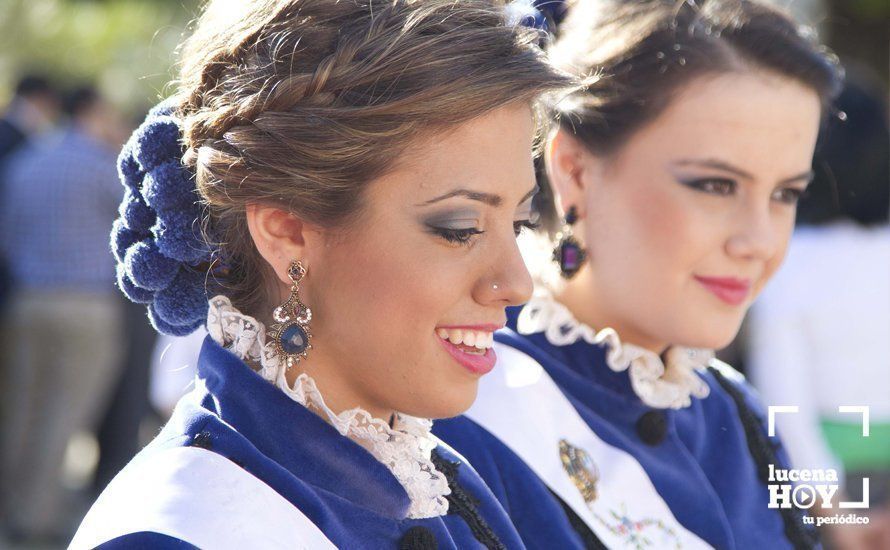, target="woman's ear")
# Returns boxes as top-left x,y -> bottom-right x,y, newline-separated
545,128 -> 596,218
245,203 -> 310,286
